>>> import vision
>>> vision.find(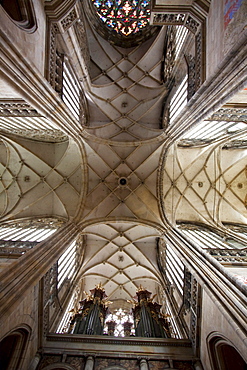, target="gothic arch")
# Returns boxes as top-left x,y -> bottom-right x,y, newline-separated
0,325 -> 31,370
0,0 -> 37,32
207,332 -> 247,370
